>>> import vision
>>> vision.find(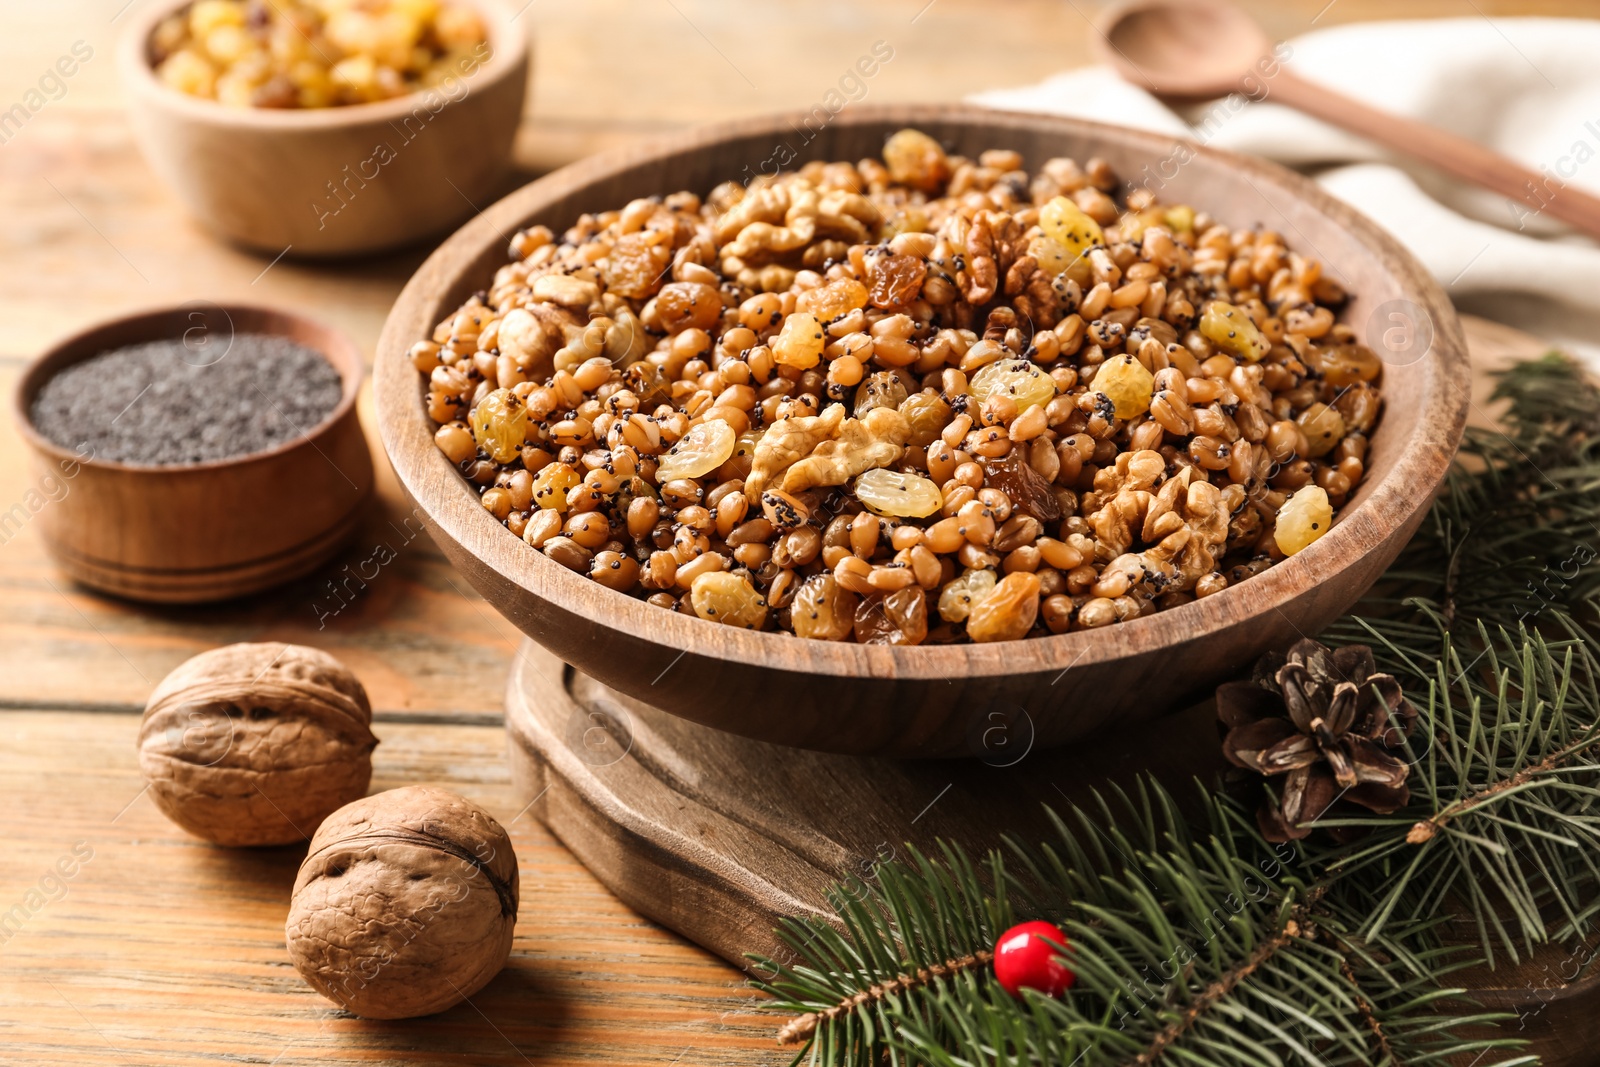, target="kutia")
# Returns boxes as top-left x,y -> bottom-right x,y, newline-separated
757,352 -> 1600,1067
